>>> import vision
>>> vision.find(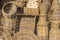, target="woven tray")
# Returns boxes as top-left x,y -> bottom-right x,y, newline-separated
13,30 -> 39,40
